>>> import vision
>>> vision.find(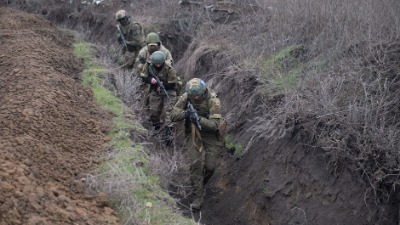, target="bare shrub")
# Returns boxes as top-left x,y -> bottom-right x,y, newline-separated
175,40 -> 222,79
285,44 -> 399,207
259,0 -> 400,212
170,0 -> 400,215
149,145 -> 192,197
